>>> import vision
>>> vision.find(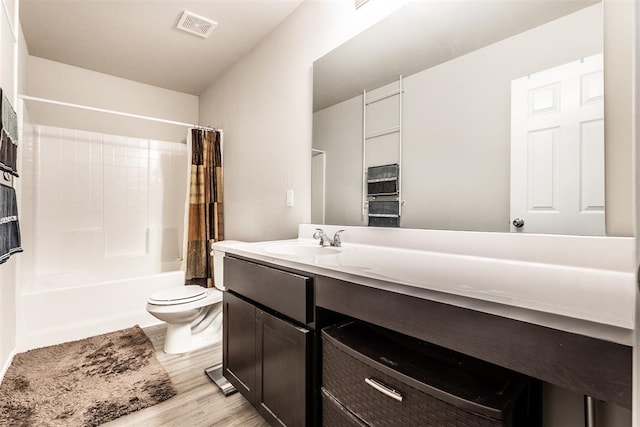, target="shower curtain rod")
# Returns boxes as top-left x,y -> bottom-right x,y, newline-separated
19,95 -> 221,132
